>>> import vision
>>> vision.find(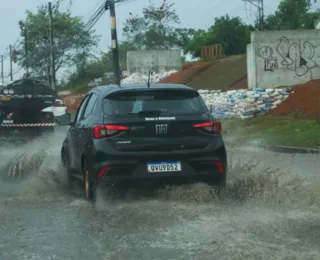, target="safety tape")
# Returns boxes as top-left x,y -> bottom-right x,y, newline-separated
0,123 -> 56,127
0,95 -> 54,98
